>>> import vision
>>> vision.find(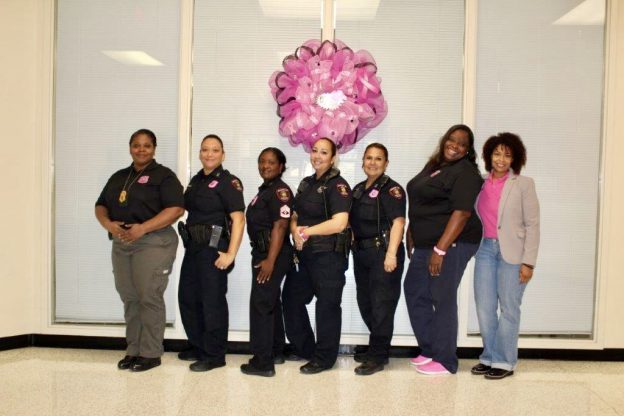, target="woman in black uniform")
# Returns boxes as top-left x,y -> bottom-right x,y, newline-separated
178,134 -> 245,372
95,128 -> 184,372
350,143 -> 406,375
404,124 -> 483,375
282,137 -> 352,375
241,147 -> 294,377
